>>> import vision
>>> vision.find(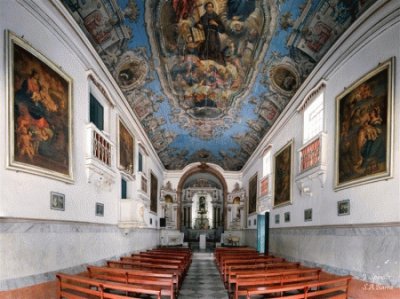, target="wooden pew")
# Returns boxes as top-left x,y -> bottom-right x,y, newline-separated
107,260 -> 183,287
108,260 -> 180,270
56,273 -> 162,299
215,247 -> 257,263
246,275 -> 352,299
136,253 -> 188,263
234,268 -> 321,299
217,253 -> 263,272
218,252 -> 266,268
87,265 -> 179,288
87,266 -> 176,299
151,249 -> 192,258
136,252 -> 187,261
126,255 -> 188,272
227,262 -> 301,290
215,250 -> 259,266
222,257 -> 285,279
122,256 -> 184,267
140,251 -> 191,269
